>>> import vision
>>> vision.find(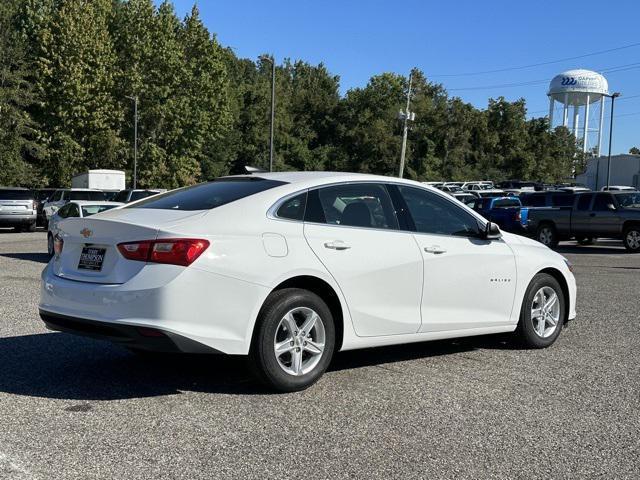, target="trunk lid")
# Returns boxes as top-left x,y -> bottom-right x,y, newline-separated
52,208 -> 206,284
